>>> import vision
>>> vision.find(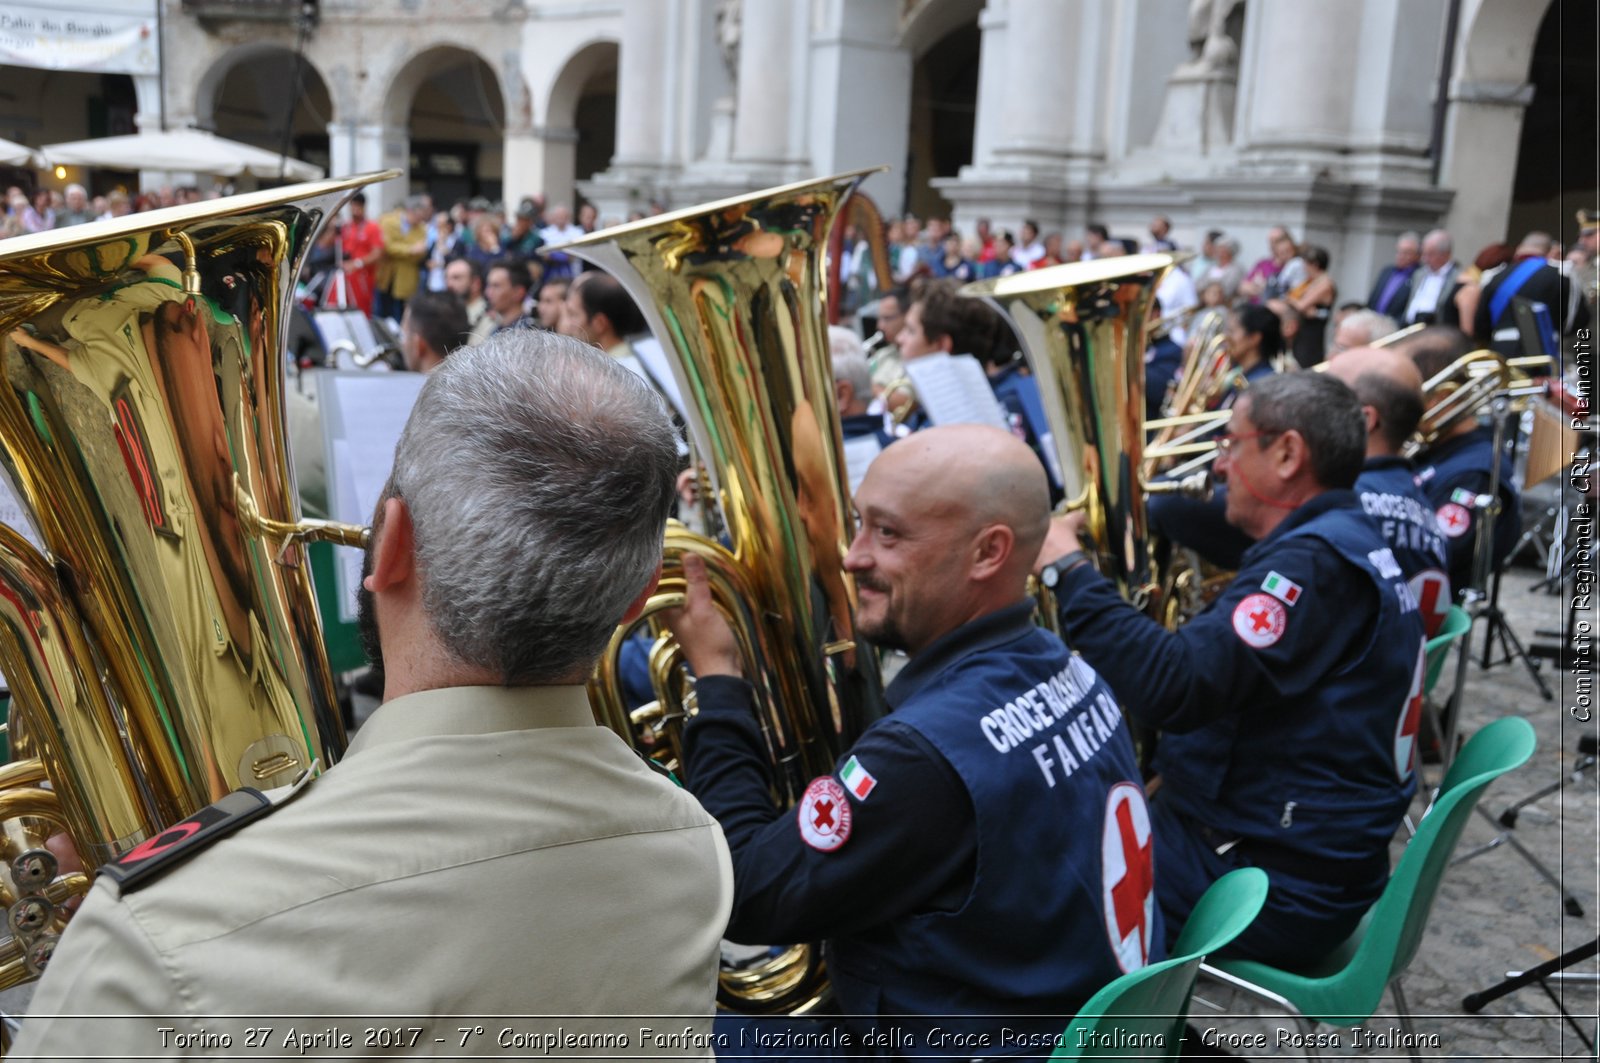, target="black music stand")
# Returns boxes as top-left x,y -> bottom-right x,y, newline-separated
1465,400 -> 1552,699
1438,395 -> 1583,915
1463,937 -> 1599,1051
